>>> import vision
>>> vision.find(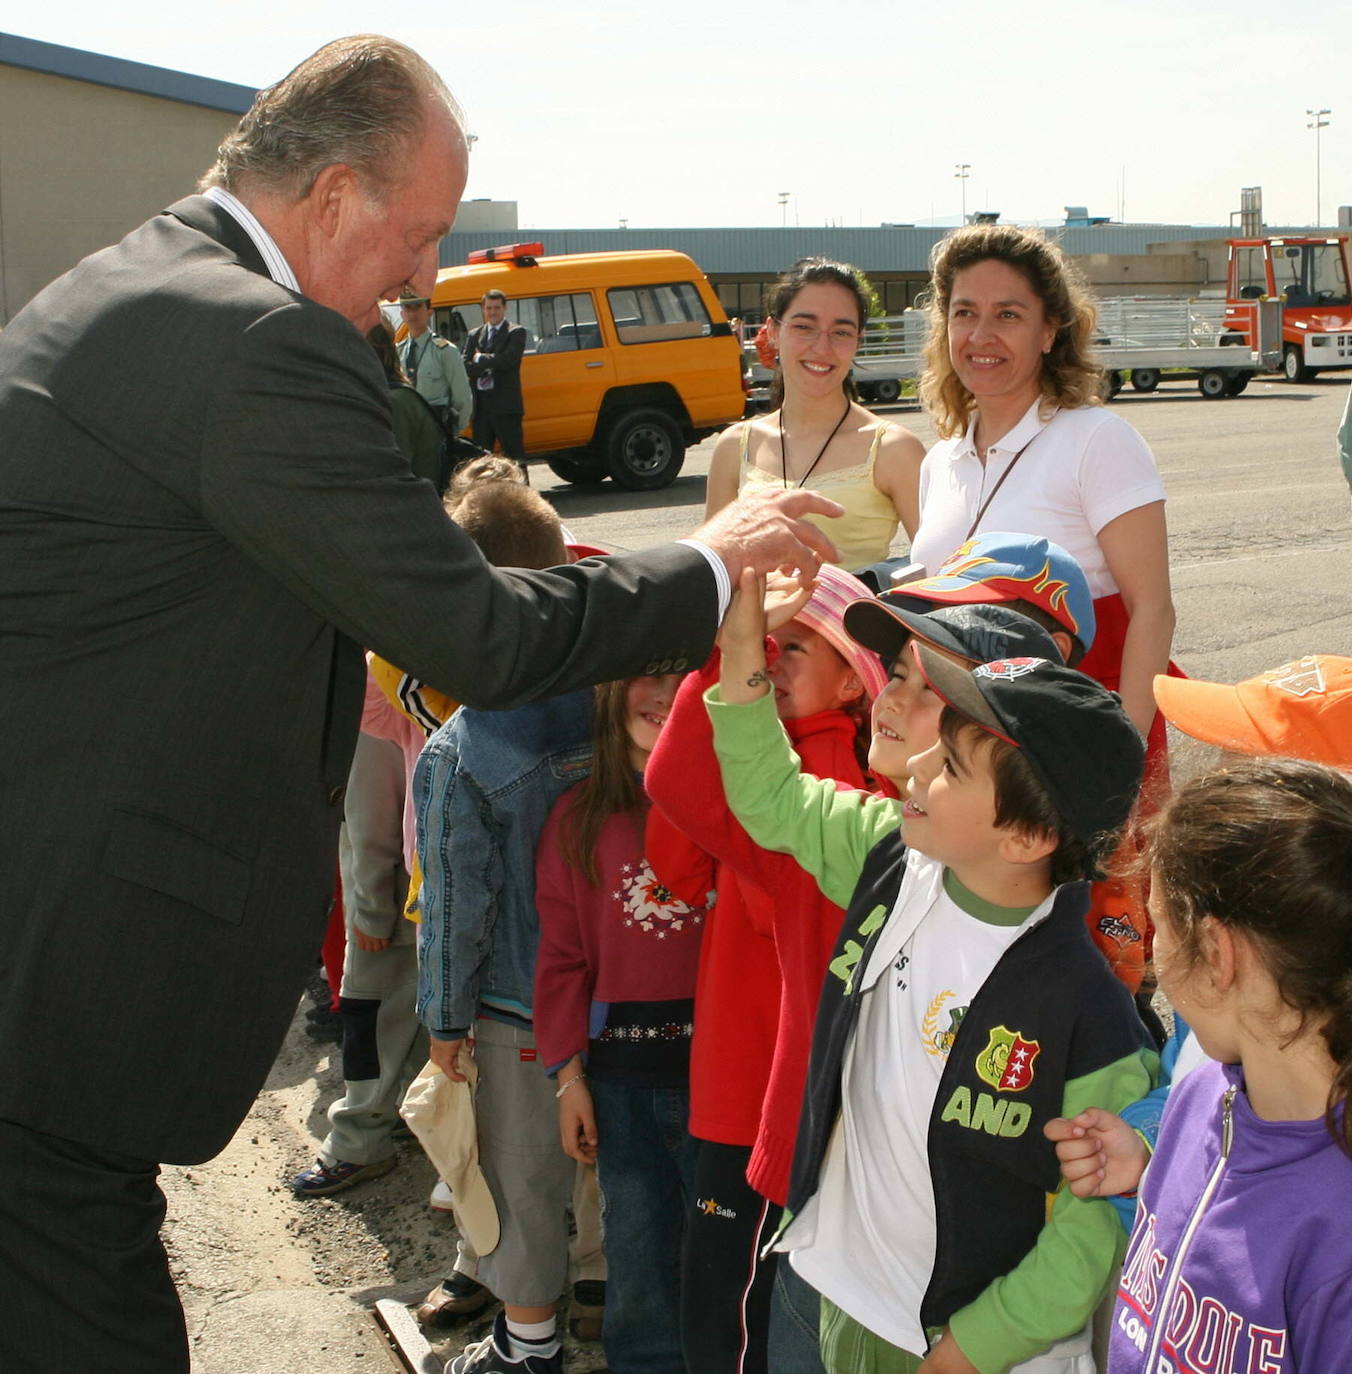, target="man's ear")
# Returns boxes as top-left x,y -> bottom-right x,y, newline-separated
1050,630 -> 1074,665
307,163 -> 362,238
